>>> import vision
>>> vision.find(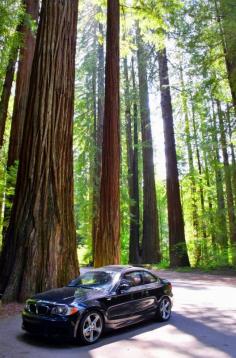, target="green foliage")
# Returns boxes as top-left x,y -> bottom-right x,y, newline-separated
0,0 -> 23,91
